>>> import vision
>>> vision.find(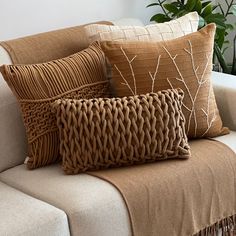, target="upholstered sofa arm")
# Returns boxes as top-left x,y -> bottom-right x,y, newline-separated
212,71 -> 236,131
